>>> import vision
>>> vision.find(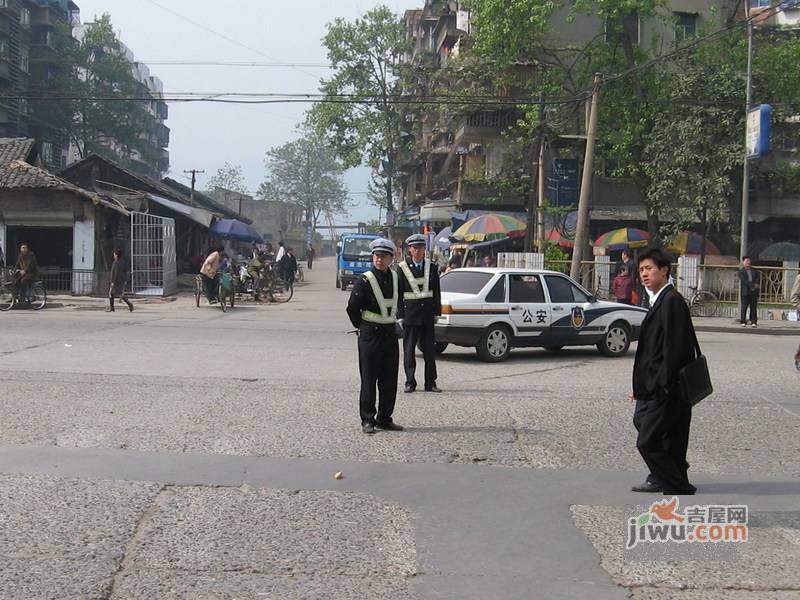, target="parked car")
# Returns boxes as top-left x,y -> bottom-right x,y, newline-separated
435,268 -> 648,362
